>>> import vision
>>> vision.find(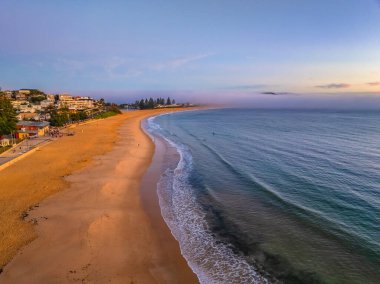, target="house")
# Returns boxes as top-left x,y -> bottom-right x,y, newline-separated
58,94 -> 74,109
2,91 -> 13,100
16,113 -> 41,121
19,89 -> 31,95
11,100 -> 29,110
58,95 -> 95,110
74,96 -> 94,110
39,113 -> 51,121
15,91 -> 28,100
46,94 -> 55,102
16,121 -> 50,139
40,99 -> 54,109
0,138 -> 10,147
19,104 -> 35,113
